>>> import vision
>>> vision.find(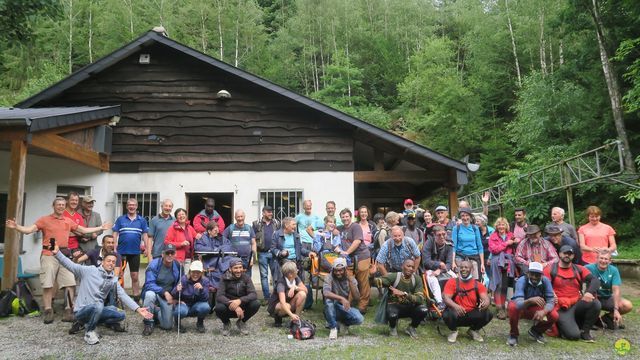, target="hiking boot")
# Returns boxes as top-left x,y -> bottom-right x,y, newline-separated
260,299 -> 268,307
68,321 -> 84,334
43,309 -> 54,324
467,329 -> 484,342
62,308 -> 74,322
196,319 -> 206,333
142,324 -> 154,336
222,322 -> 231,336
528,327 -> 546,344
389,326 -> 398,337
175,323 -> 187,333
84,330 -> 100,345
329,327 -> 338,340
237,319 -> 249,335
132,295 -> 141,304
108,322 -> 127,333
273,316 -> 283,328
496,307 -> 507,320
600,314 -> 614,329
447,330 -> 459,343
507,335 -> 518,346
405,326 -> 418,339
580,330 -> 595,343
